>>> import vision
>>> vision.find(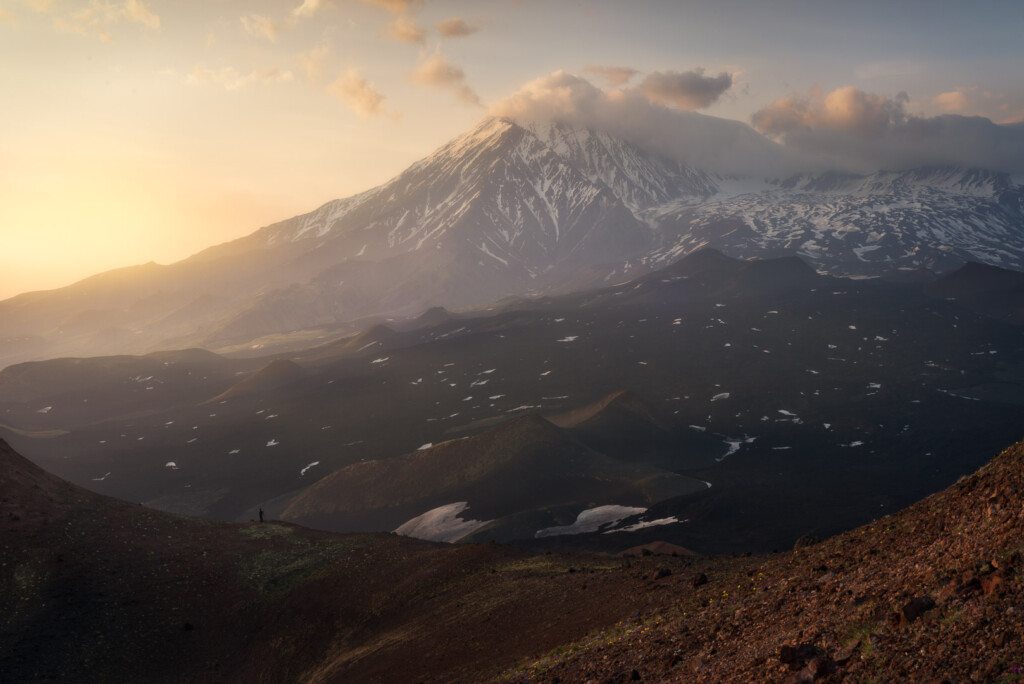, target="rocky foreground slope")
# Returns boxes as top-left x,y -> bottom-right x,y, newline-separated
4,435 -> 1024,682
508,440 -> 1024,683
